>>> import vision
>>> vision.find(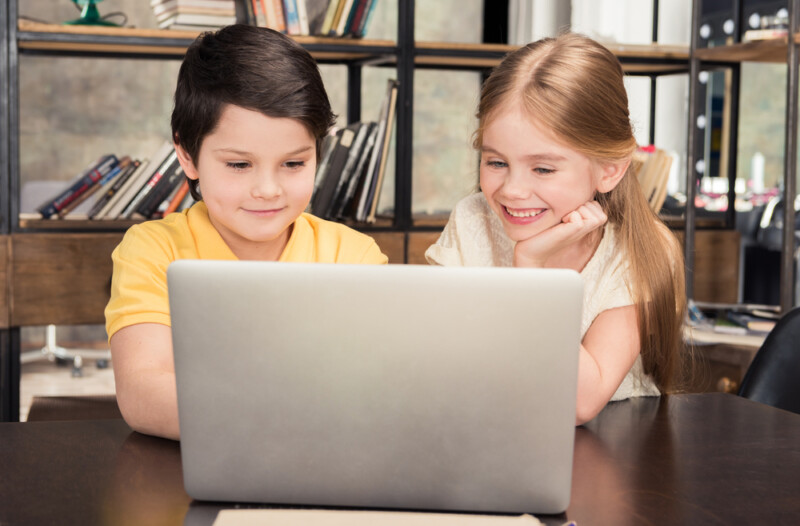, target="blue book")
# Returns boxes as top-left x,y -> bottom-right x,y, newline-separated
282,0 -> 301,34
